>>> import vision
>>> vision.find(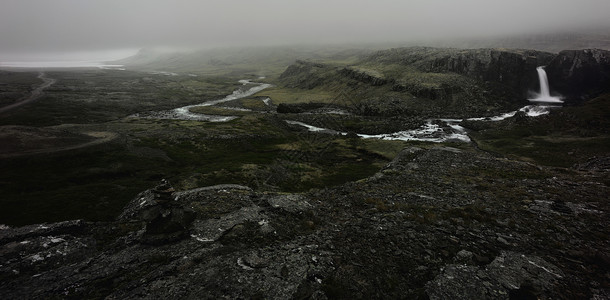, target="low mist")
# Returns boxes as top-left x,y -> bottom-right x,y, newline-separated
1,0 -> 610,61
